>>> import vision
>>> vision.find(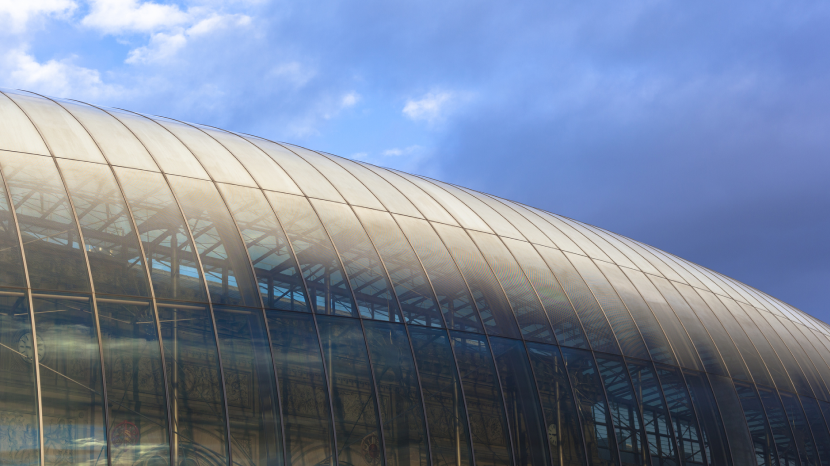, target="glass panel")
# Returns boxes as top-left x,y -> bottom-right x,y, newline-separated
462,189 -> 556,247
265,192 -> 356,317
799,396 -> 830,465
156,301 -> 229,465
790,325 -> 830,399
0,152 -> 90,292
96,298 -> 169,465
266,310 -> 335,466
396,174 -> 492,233
490,337 -> 549,466
503,238 -> 588,348
525,342 -> 587,466
609,235 -> 685,283
287,147 -> 385,210
542,215 -> 611,262
218,184 -> 310,312
506,202 -> 582,254
432,183 -> 522,238
193,126 -> 303,195
539,247 -> 619,354
114,167 -> 206,302
105,108 -> 210,180
168,176 -> 259,307
311,200 -> 402,322
243,138 -> 344,203
684,372 -> 733,466
316,316 -> 385,466
567,254 -> 648,359
0,163 -> 27,289
779,391 -> 819,466
821,402 -> 830,462
701,374 -> 750,466
355,207 -> 444,327
757,387 -> 801,466
50,98 -> 159,172
0,92 -> 49,155
407,326 -> 473,466
59,159 -> 151,298
653,365 -> 705,466
394,215 -> 482,333
621,268 -> 702,370
682,287 -> 752,382
2,90 -> 106,163
764,313 -> 828,400
214,306 -> 283,466
734,380 -> 776,466
32,293 -> 107,464
594,261 -> 675,365
729,301 -> 795,392
650,278 -> 728,376
594,354 -> 648,466
747,307 -> 814,397
626,360 -> 679,466
433,224 -> 519,338
469,232 -> 553,343
322,155 -> 423,218
559,347 -> 617,466
362,166 -> 458,225
580,224 -> 662,276
363,321 -> 429,466
151,117 -> 257,187
639,246 -> 707,290
0,291 -> 40,465
557,217 -> 637,269
449,331 -> 513,466
711,295 -> 775,387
